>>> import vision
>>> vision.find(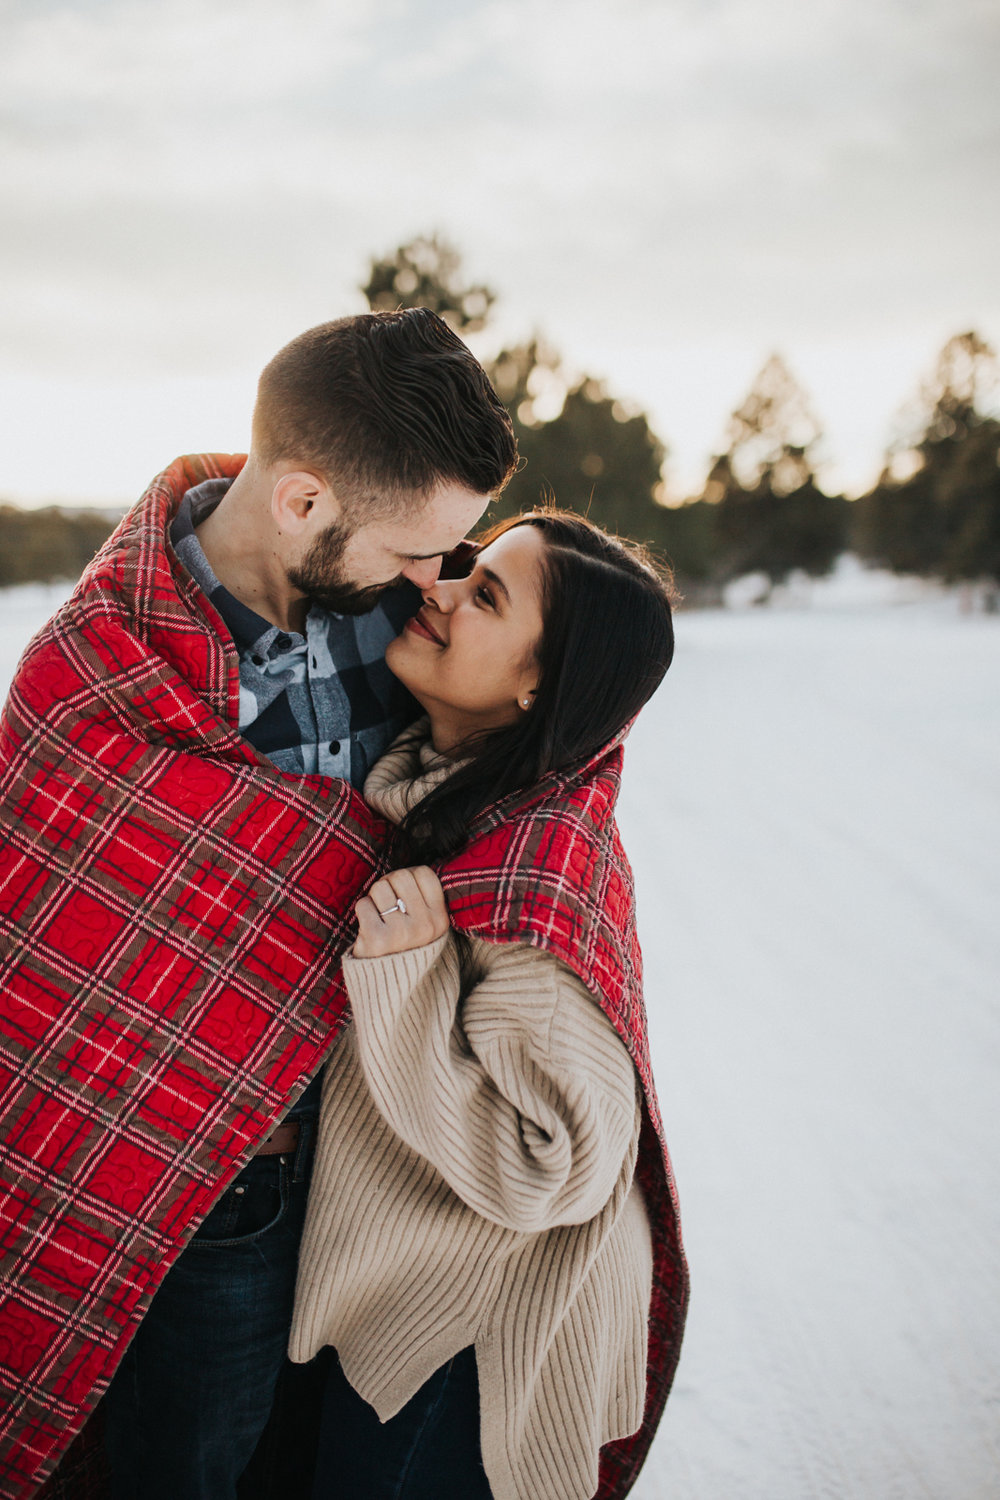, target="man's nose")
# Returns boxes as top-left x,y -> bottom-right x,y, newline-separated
401,557 -> 442,591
